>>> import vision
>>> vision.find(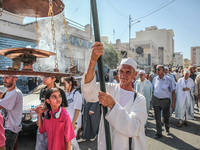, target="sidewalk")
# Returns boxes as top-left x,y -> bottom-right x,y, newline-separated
79,106 -> 200,150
